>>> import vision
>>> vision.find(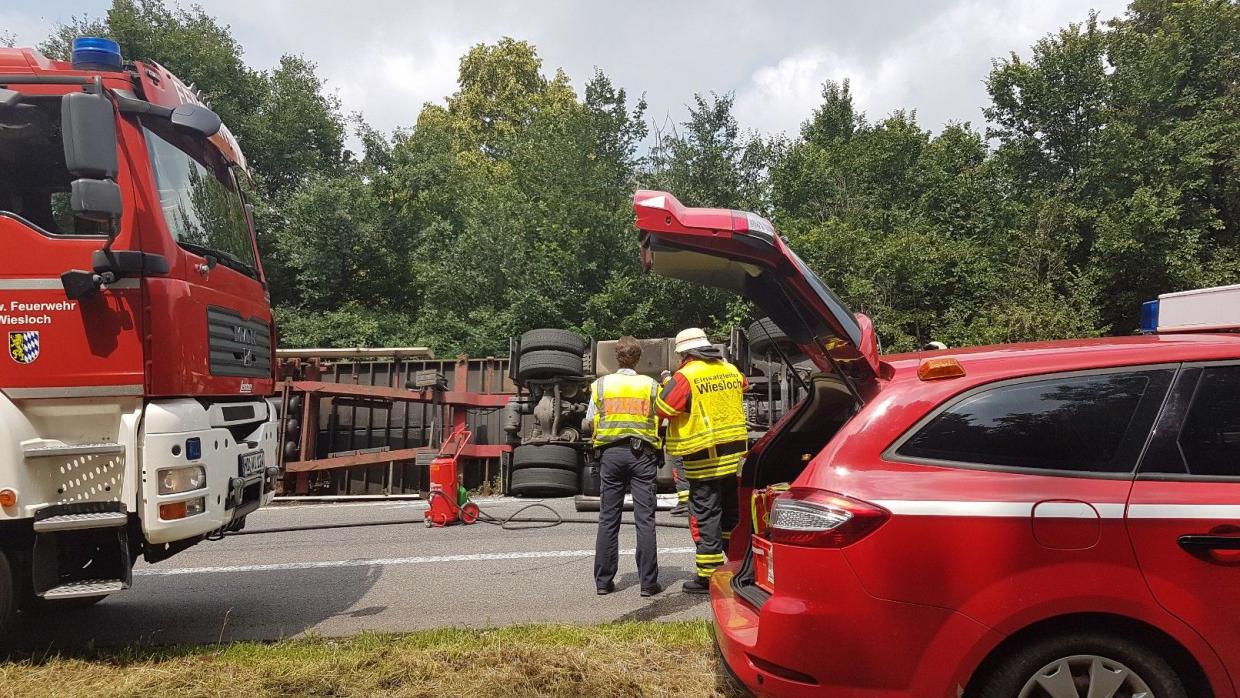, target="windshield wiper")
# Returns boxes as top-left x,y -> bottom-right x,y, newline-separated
178,241 -> 256,278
